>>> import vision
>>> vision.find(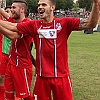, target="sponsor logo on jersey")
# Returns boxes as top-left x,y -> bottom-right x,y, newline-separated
38,29 -> 57,38
20,93 -> 26,96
